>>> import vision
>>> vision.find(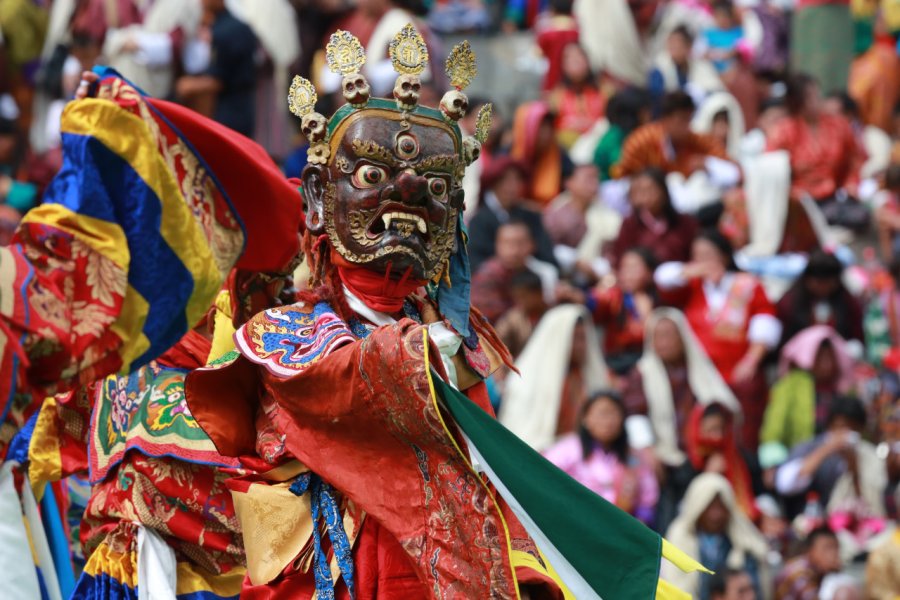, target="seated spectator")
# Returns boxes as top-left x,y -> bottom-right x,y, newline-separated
648,26 -> 722,117
776,397 -> 886,523
655,230 -> 782,449
761,326 -> 856,456
692,91 -> 745,161
548,42 -> 610,148
776,251 -> 865,347
613,91 -> 730,179
544,163 -> 622,280
467,157 -> 557,272
701,1 -> 744,75
499,304 -> 608,450
588,246 -> 656,374
622,307 -> 742,532
511,101 -> 572,206
543,390 -> 658,524
662,472 -> 769,600
494,270 -> 548,358
766,74 -> 868,232
866,257 -> 900,367
774,527 -> 842,600
471,220 -> 554,323
593,88 -> 652,181
848,18 -> 900,134
709,568 -> 758,600
175,0 -> 259,137
427,0 -> 491,33
685,403 -> 760,520
608,167 -> 699,267
534,0 -> 579,92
